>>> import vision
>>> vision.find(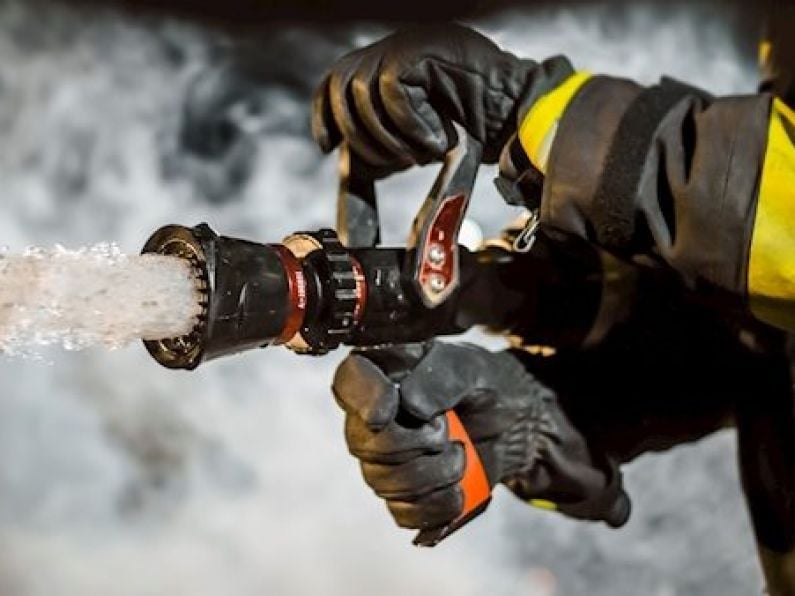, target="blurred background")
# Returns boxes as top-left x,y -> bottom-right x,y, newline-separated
0,0 -> 769,594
